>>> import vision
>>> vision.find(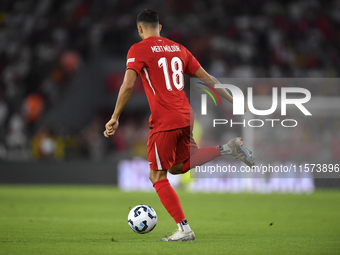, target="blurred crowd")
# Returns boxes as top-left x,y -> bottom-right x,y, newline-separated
0,0 -> 339,161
